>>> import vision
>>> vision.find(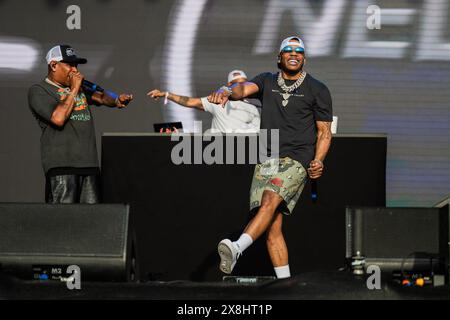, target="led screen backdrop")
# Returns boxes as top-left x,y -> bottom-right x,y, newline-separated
0,0 -> 449,206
